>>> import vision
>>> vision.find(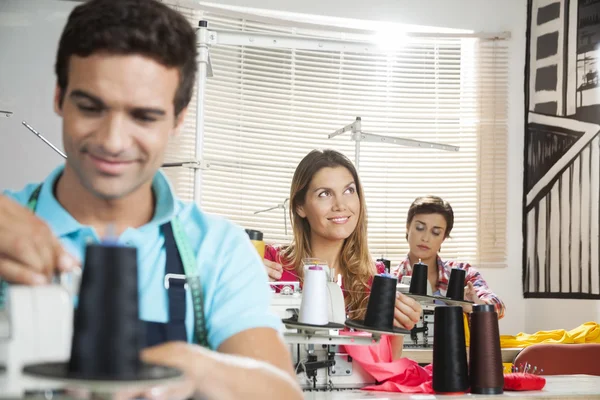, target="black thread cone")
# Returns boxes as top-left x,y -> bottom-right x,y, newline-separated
363,275 -> 397,330
408,261 -> 428,295
469,304 -> 504,394
433,306 -> 468,394
245,229 -> 263,241
446,268 -> 466,300
68,243 -> 142,380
